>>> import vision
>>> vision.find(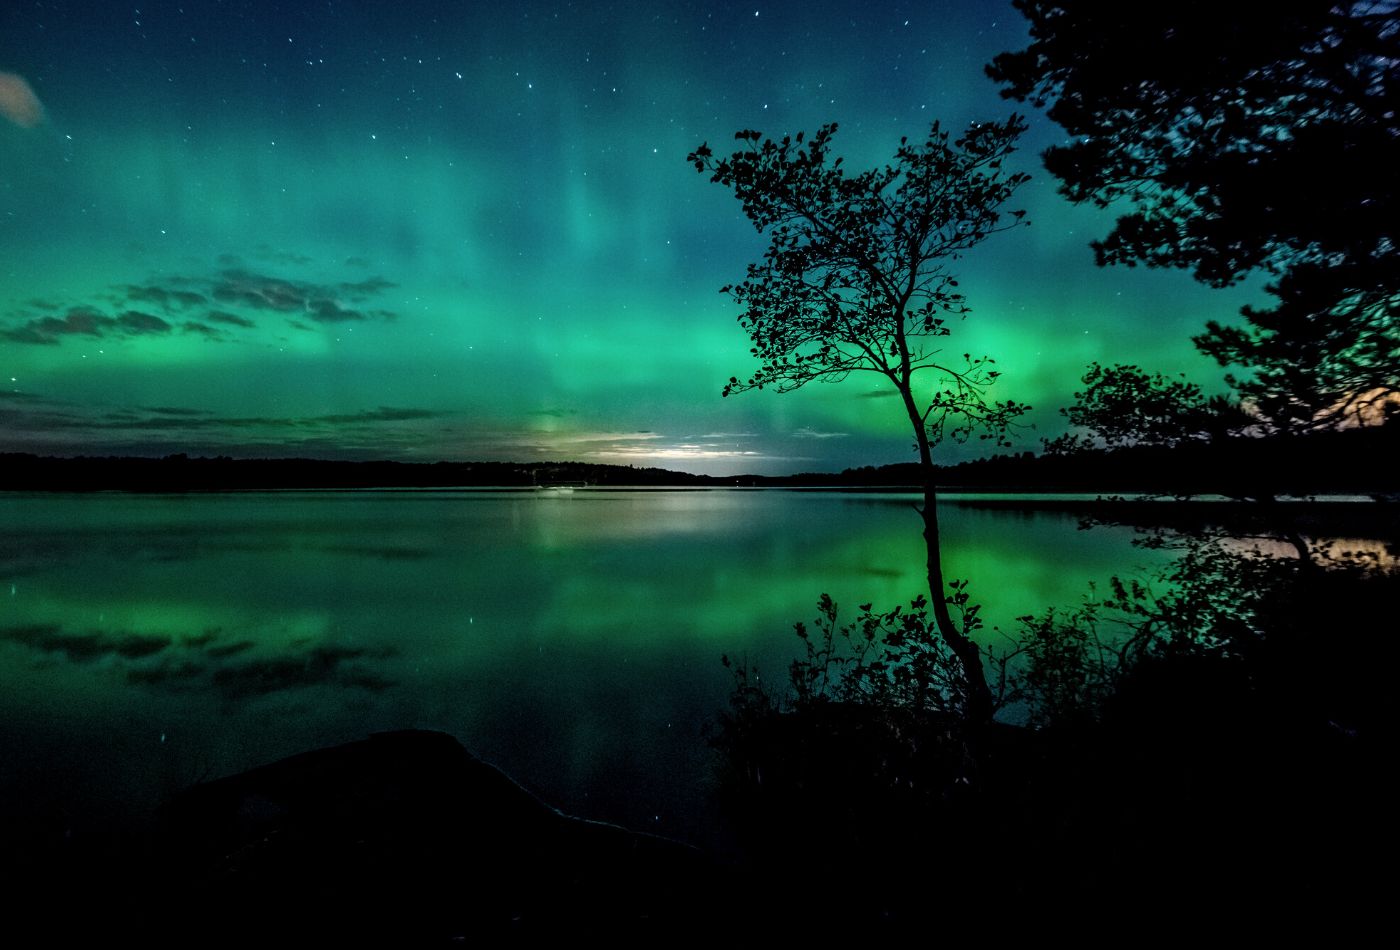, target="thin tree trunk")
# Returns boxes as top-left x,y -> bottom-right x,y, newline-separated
902,392 -> 995,723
